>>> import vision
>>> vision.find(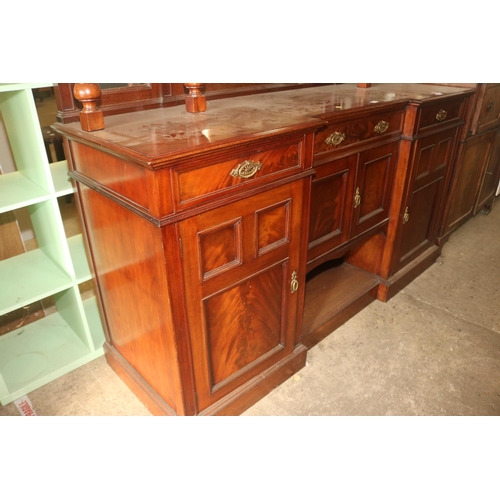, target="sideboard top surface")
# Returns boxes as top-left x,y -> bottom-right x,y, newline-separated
52,83 -> 475,167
